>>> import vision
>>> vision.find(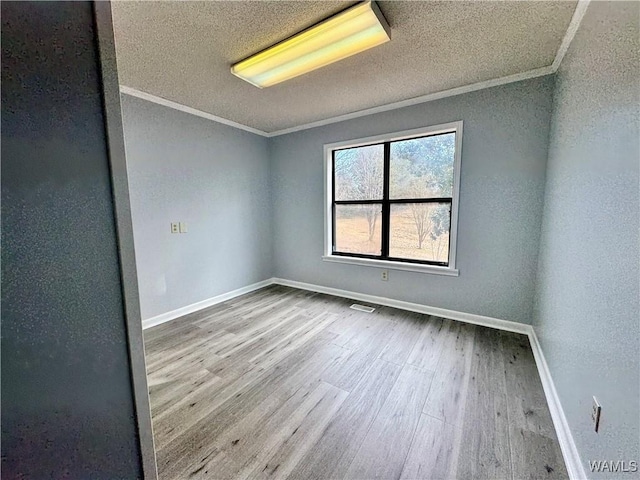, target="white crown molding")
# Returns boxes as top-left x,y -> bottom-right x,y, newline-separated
120,67 -> 552,139
551,0 -> 591,72
268,66 -> 553,136
119,0 -> 589,138
119,85 -> 270,137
